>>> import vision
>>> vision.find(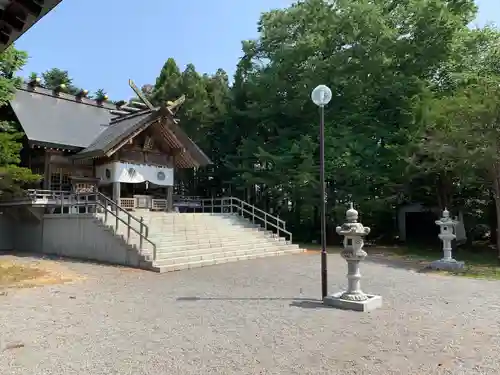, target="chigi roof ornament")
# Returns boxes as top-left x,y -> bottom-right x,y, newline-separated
28,76 -> 41,87
53,83 -> 66,95
75,89 -> 89,99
